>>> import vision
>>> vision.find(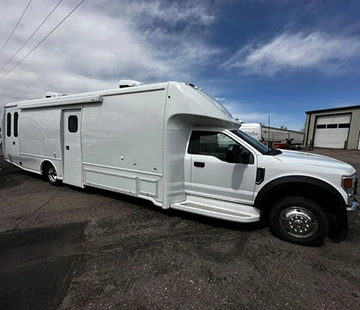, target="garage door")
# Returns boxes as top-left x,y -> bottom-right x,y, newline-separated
314,114 -> 350,148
